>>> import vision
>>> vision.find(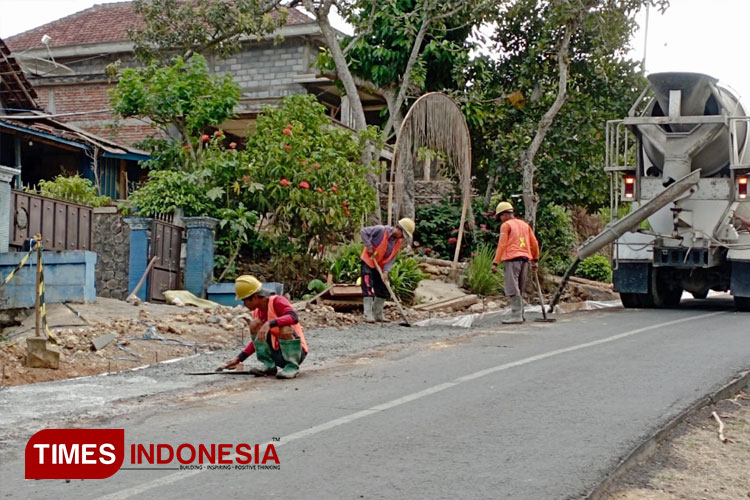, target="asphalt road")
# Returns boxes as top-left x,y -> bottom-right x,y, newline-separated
2,297 -> 749,499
